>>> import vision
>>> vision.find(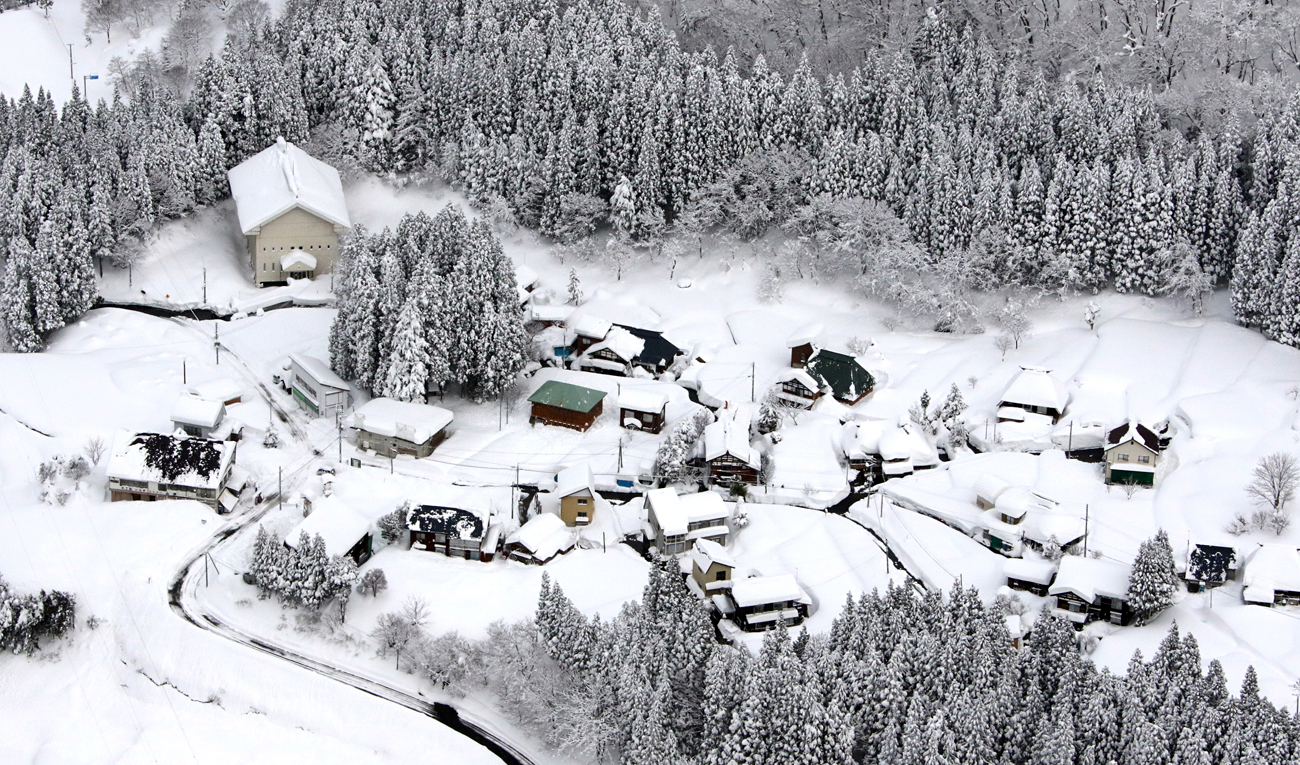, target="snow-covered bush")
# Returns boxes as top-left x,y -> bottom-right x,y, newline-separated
357,568 -> 388,598
376,503 -> 410,545
0,573 -> 76,655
